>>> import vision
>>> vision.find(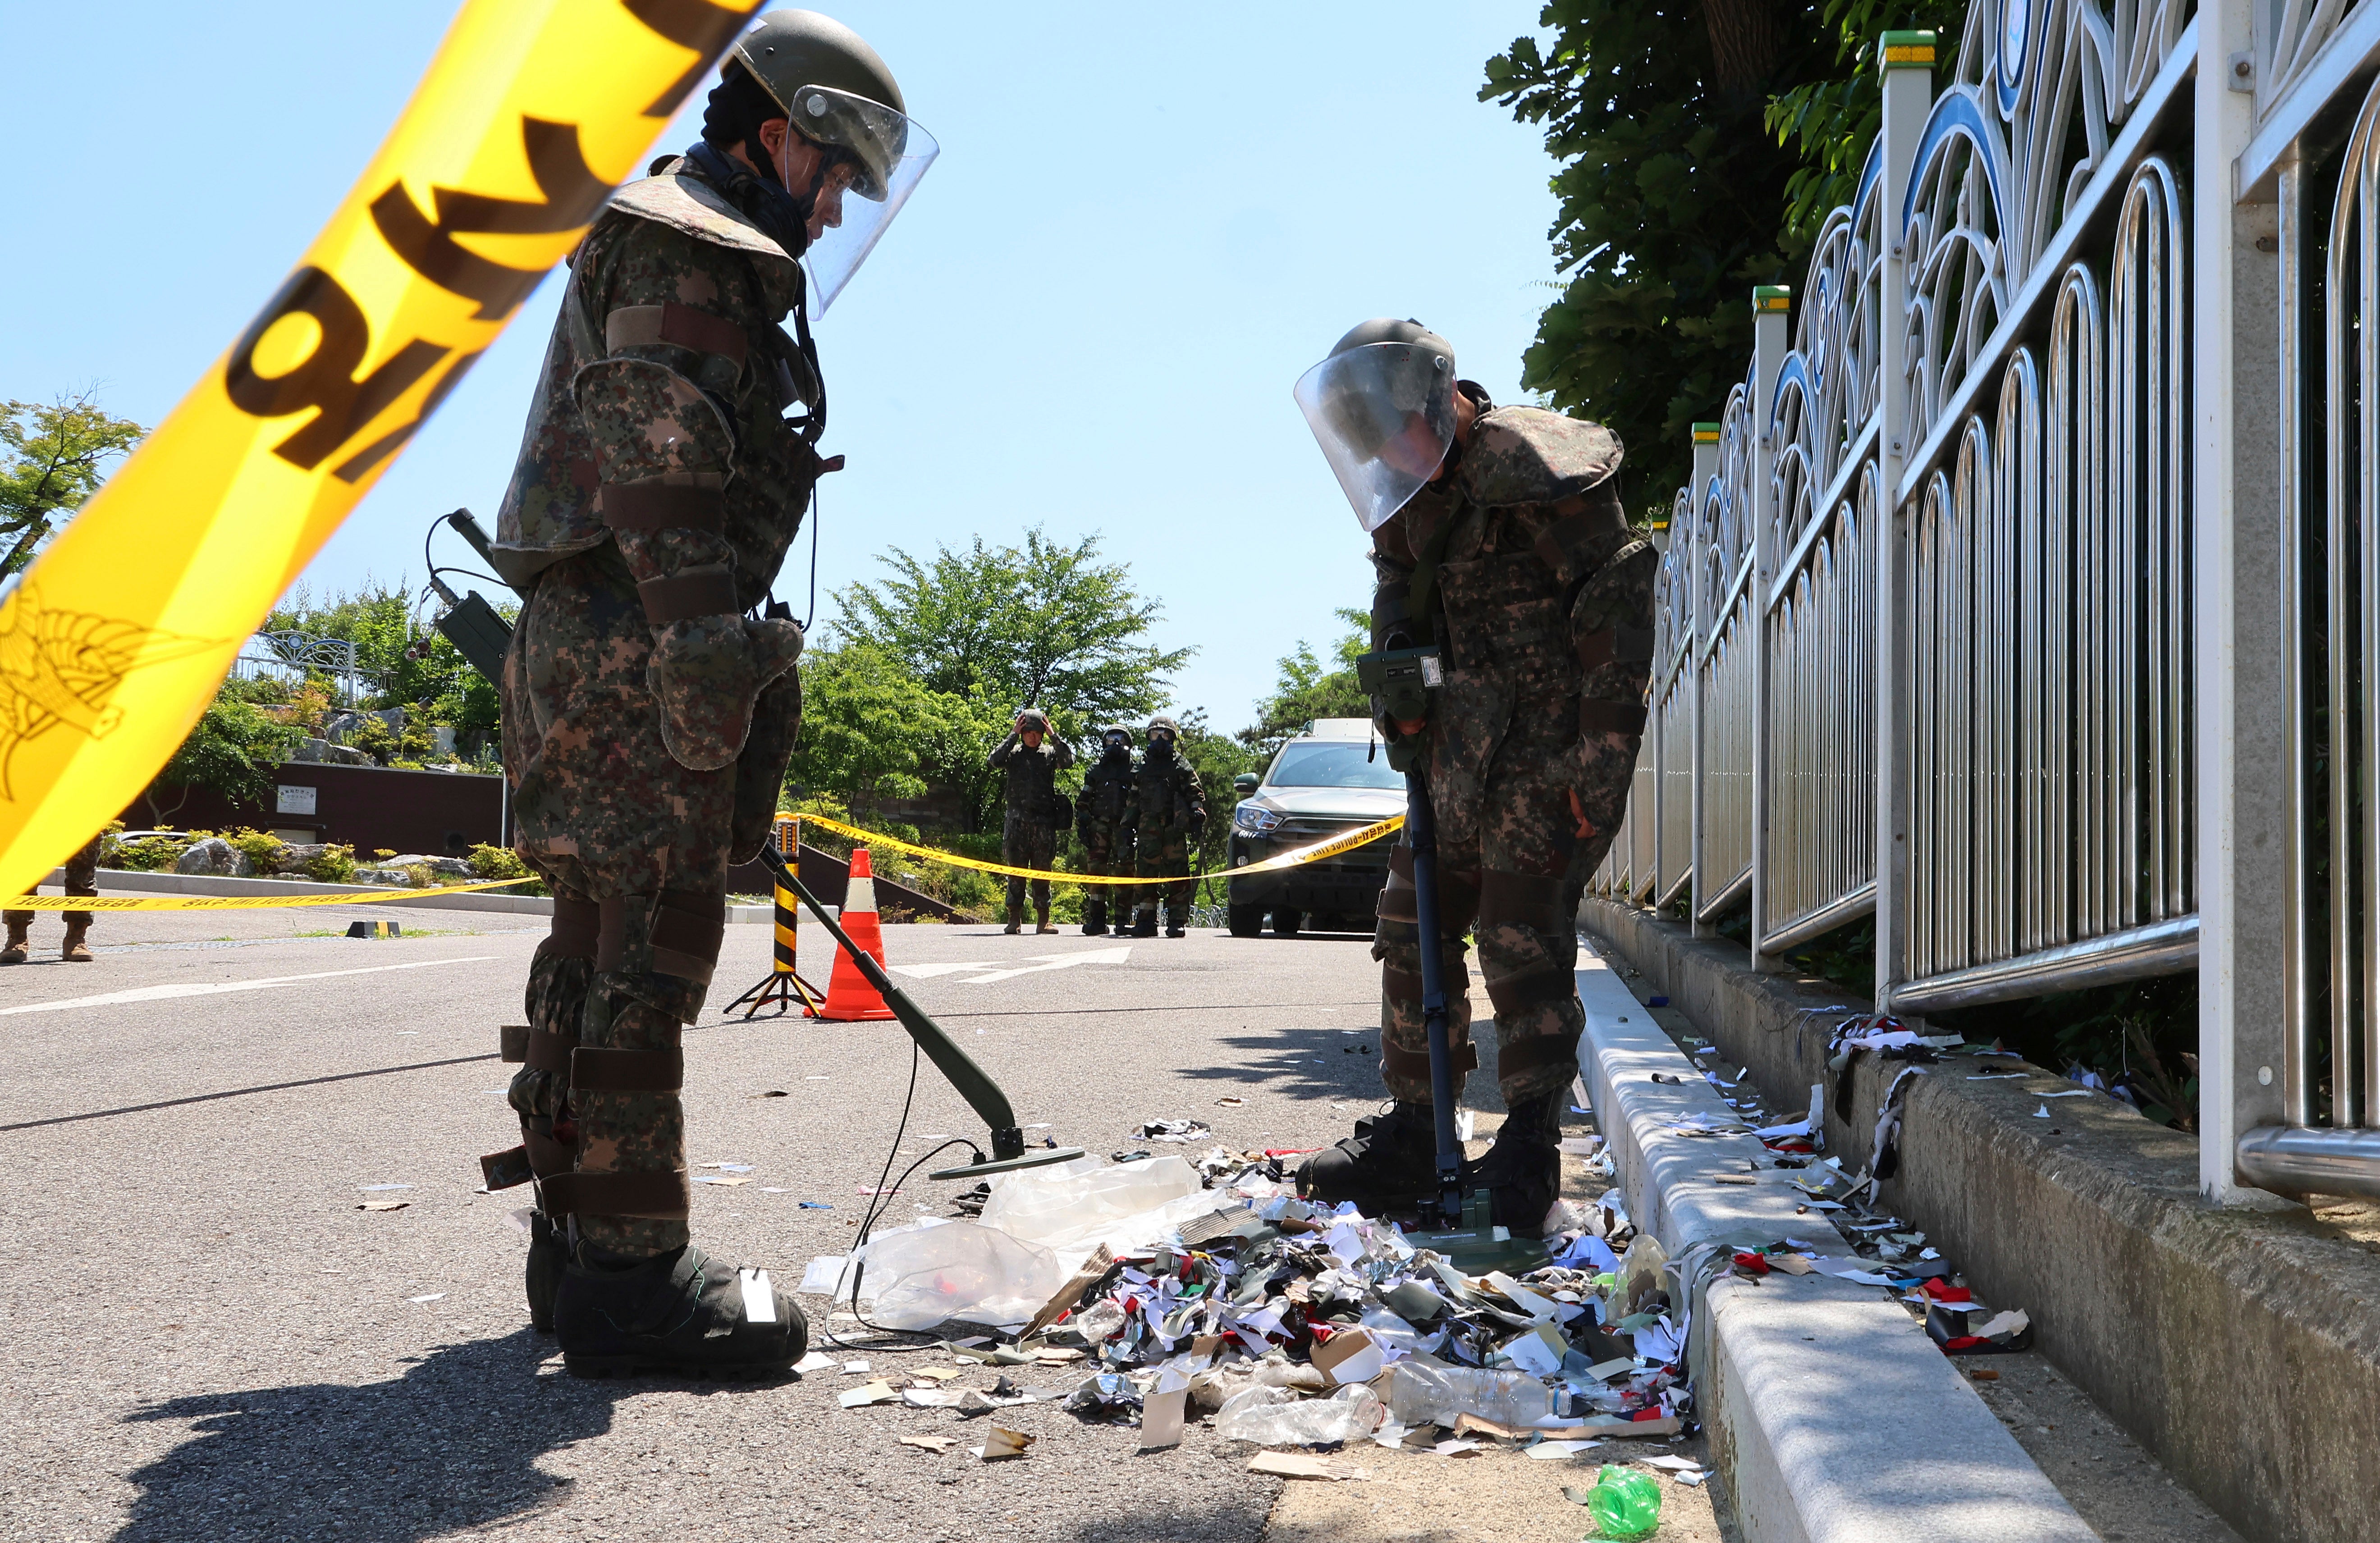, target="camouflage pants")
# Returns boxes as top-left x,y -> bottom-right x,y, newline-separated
499,548 -> 753,1258
1003,814 -> 1057,913
1132,828 -> 1195,920
1078,821 -> 1135,912
5,835 -> 99,928
1373,684 -> 1630,1107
